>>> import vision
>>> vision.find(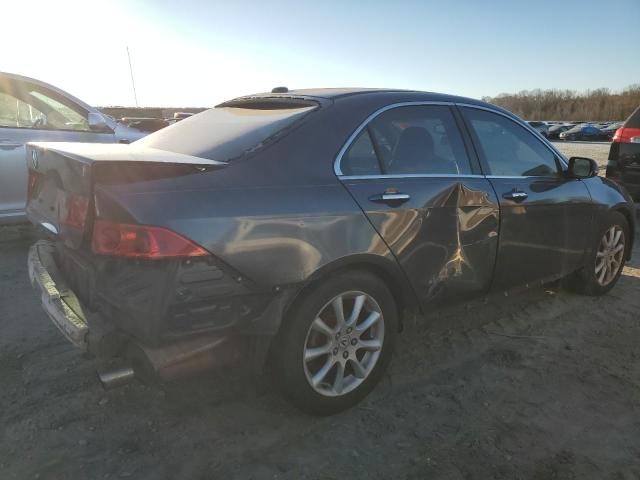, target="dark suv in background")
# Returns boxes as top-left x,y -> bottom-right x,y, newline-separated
607,106 -> 640,200
527,121 -> 549,137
